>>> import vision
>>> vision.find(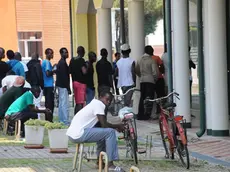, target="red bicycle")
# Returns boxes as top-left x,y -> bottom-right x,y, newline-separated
145,92 -> 190,169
